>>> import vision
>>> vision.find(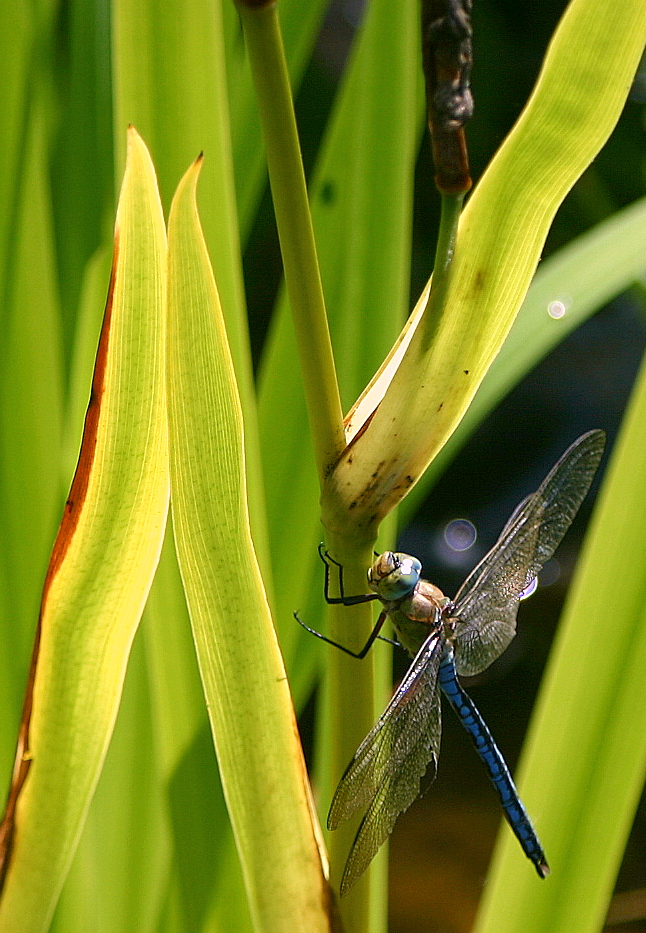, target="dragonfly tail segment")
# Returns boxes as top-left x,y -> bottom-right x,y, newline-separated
438,649 -> 550,879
